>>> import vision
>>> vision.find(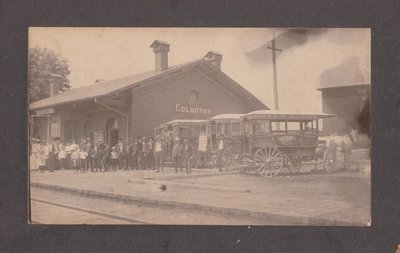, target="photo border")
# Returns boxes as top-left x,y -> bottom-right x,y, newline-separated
1,0 -> 399,252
